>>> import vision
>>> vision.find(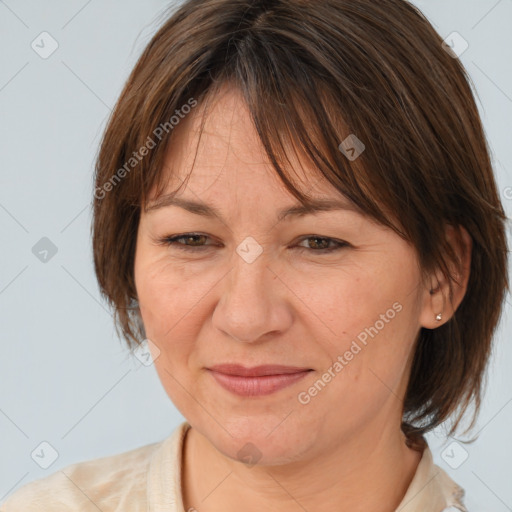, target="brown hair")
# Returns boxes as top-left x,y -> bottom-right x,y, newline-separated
91,0 -> 509,445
